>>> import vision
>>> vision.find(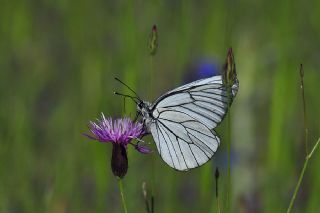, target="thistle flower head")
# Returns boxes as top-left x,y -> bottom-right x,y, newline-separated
85,114 -> 145,145
84,113 -> 152,178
